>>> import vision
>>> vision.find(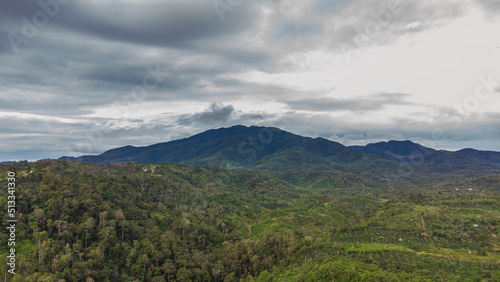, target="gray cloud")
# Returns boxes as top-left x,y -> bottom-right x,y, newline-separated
2,103 -> 500,161
256,0 -> 468,59
286,93 -> 413,112
178,103 -> 236,126
176,102 -> 271,127
0,0 -> 258,48
268,109 -> 500,151
476,0 -> 500,16
0,0 -> 499,160
0,34 -> 269,116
